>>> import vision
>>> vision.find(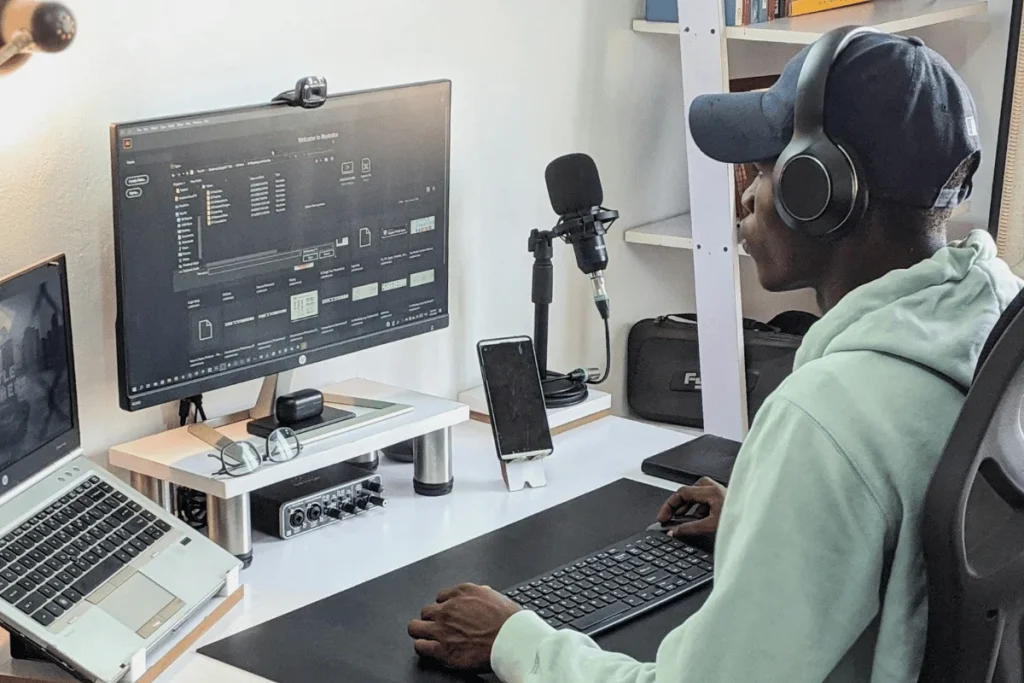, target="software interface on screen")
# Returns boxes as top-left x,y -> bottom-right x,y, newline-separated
0,267 -> 73,472
113,82 -> 450,402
